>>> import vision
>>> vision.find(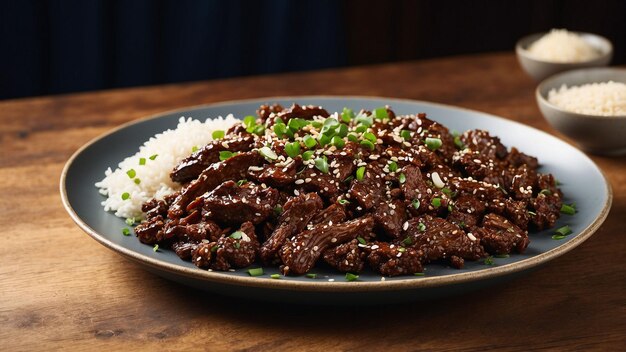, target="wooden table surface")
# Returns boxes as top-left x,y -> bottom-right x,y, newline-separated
1,52 -> 624,351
